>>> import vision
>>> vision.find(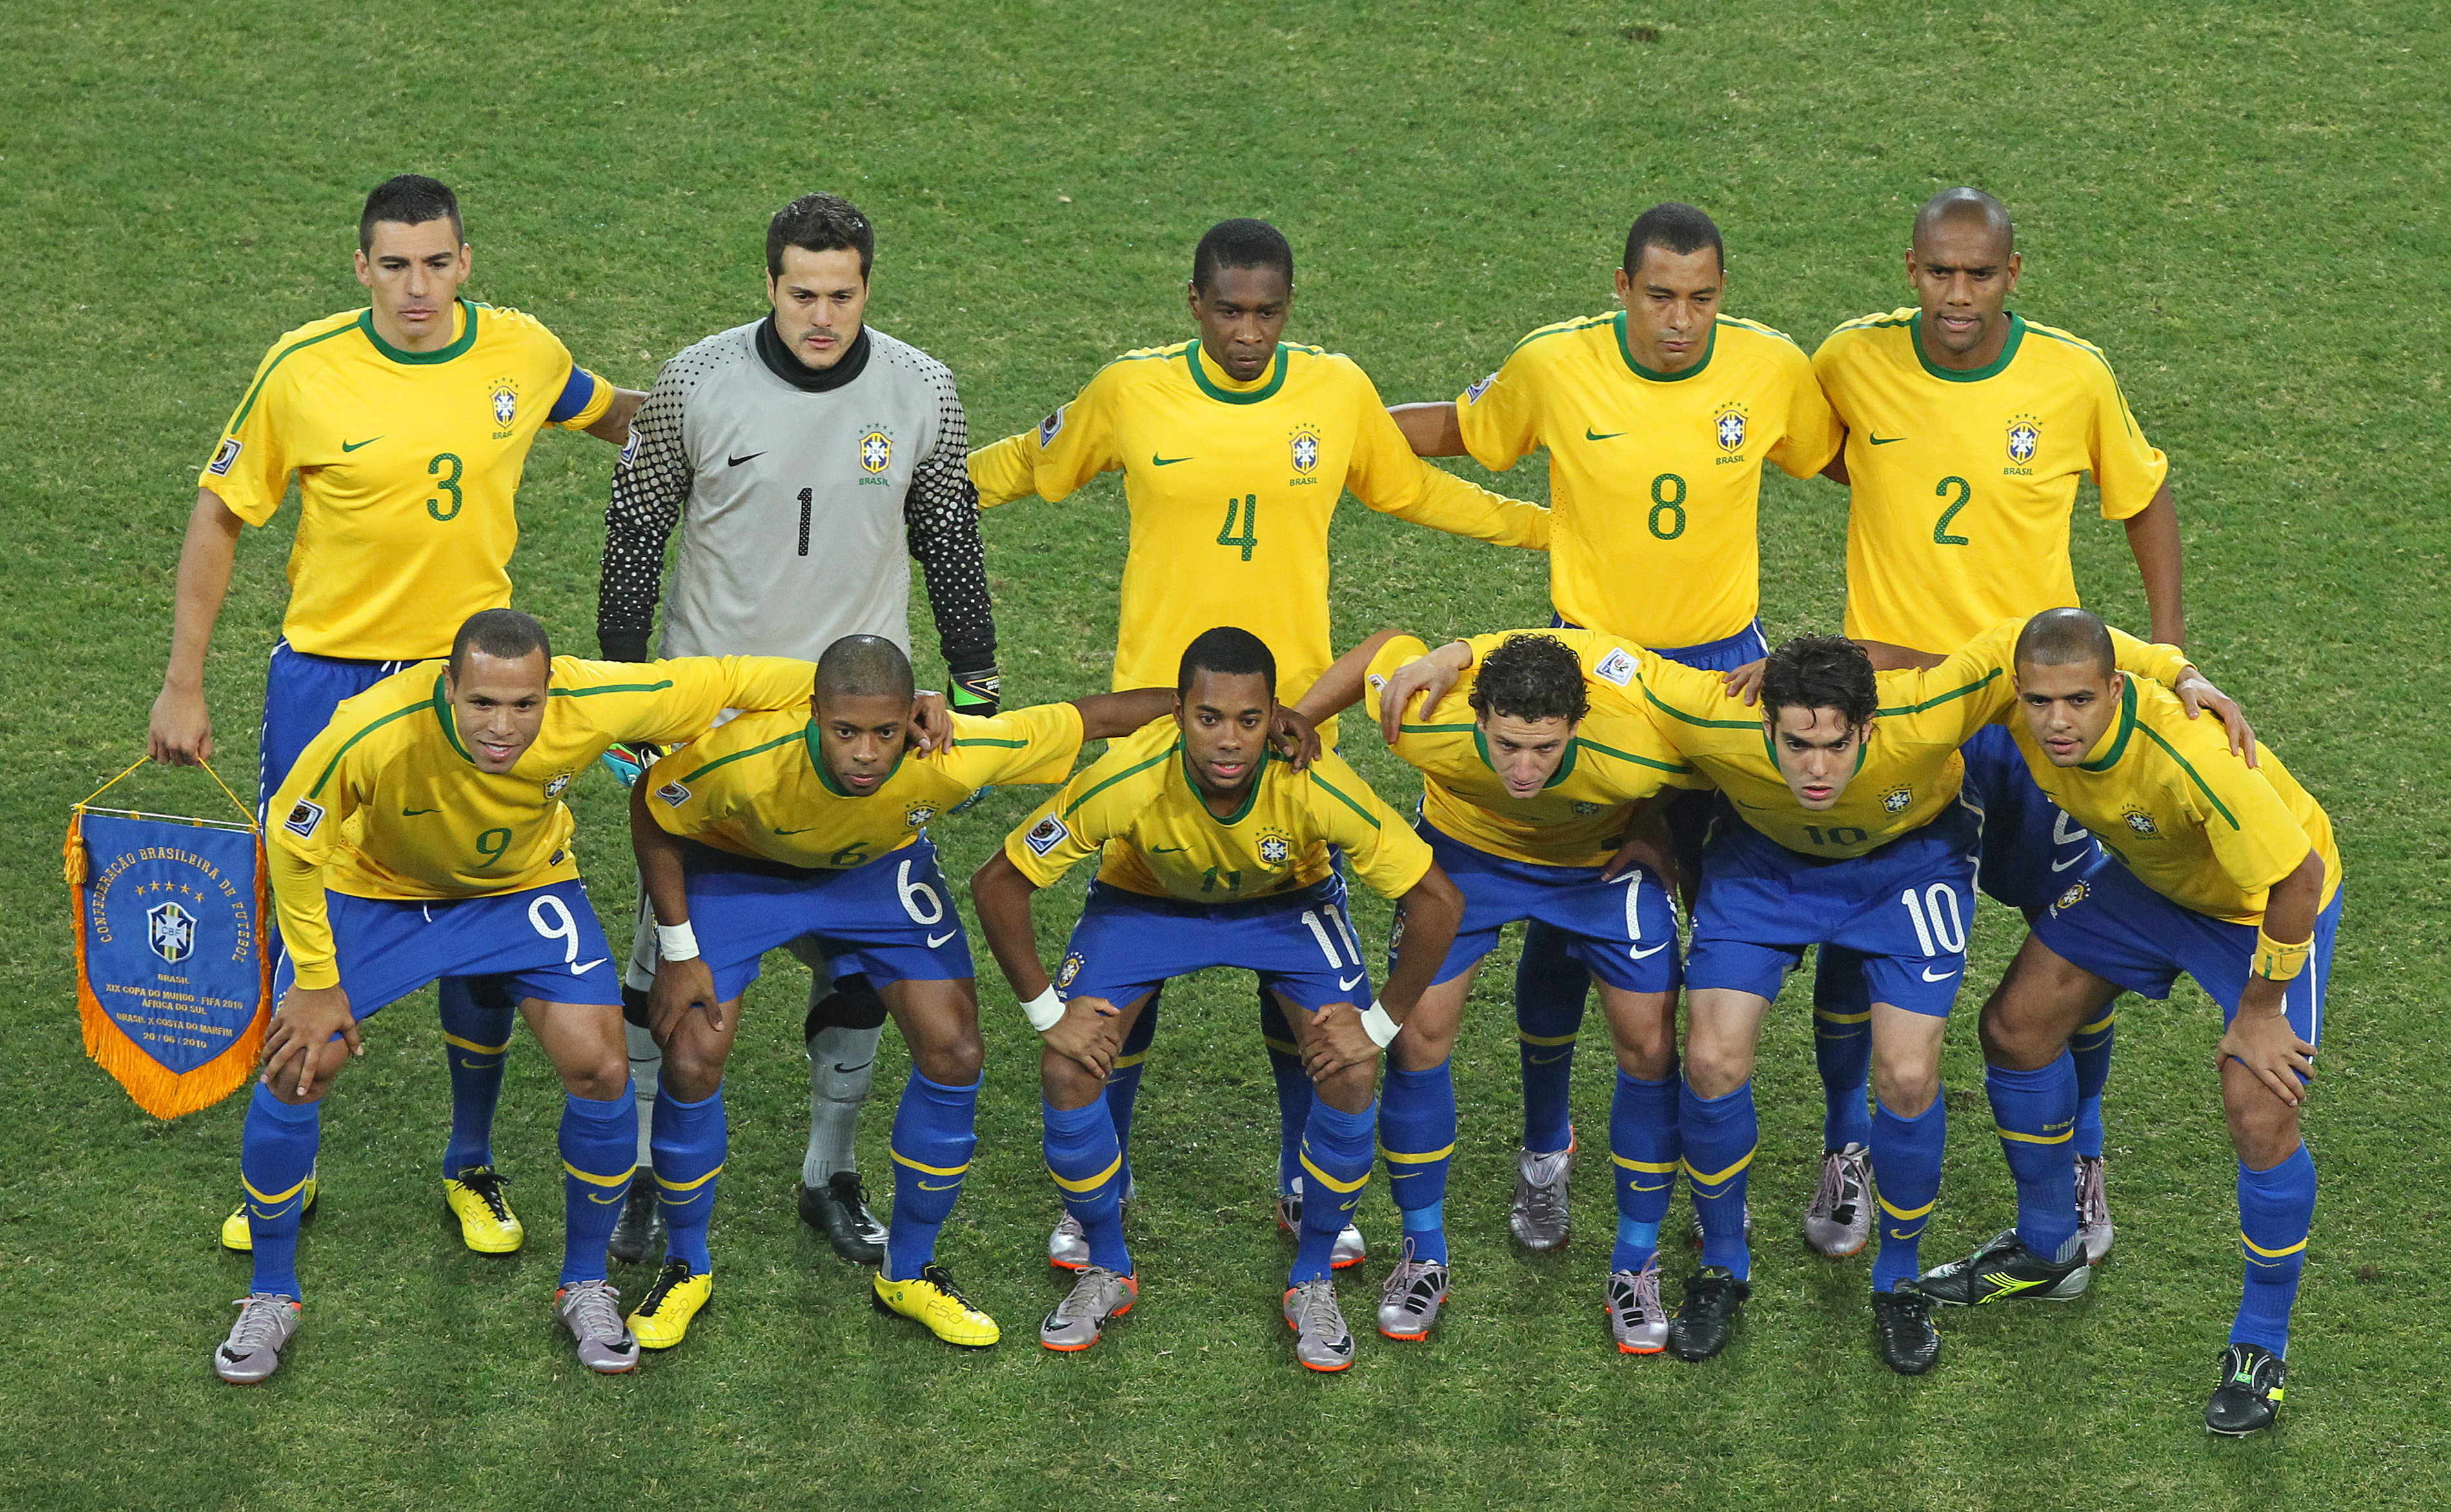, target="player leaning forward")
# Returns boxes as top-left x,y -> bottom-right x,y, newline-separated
970,629 -> 1465,1370
212,610 -> 812,1384
1914,610 -> 2339,1436
625,637 -> 1179,1351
